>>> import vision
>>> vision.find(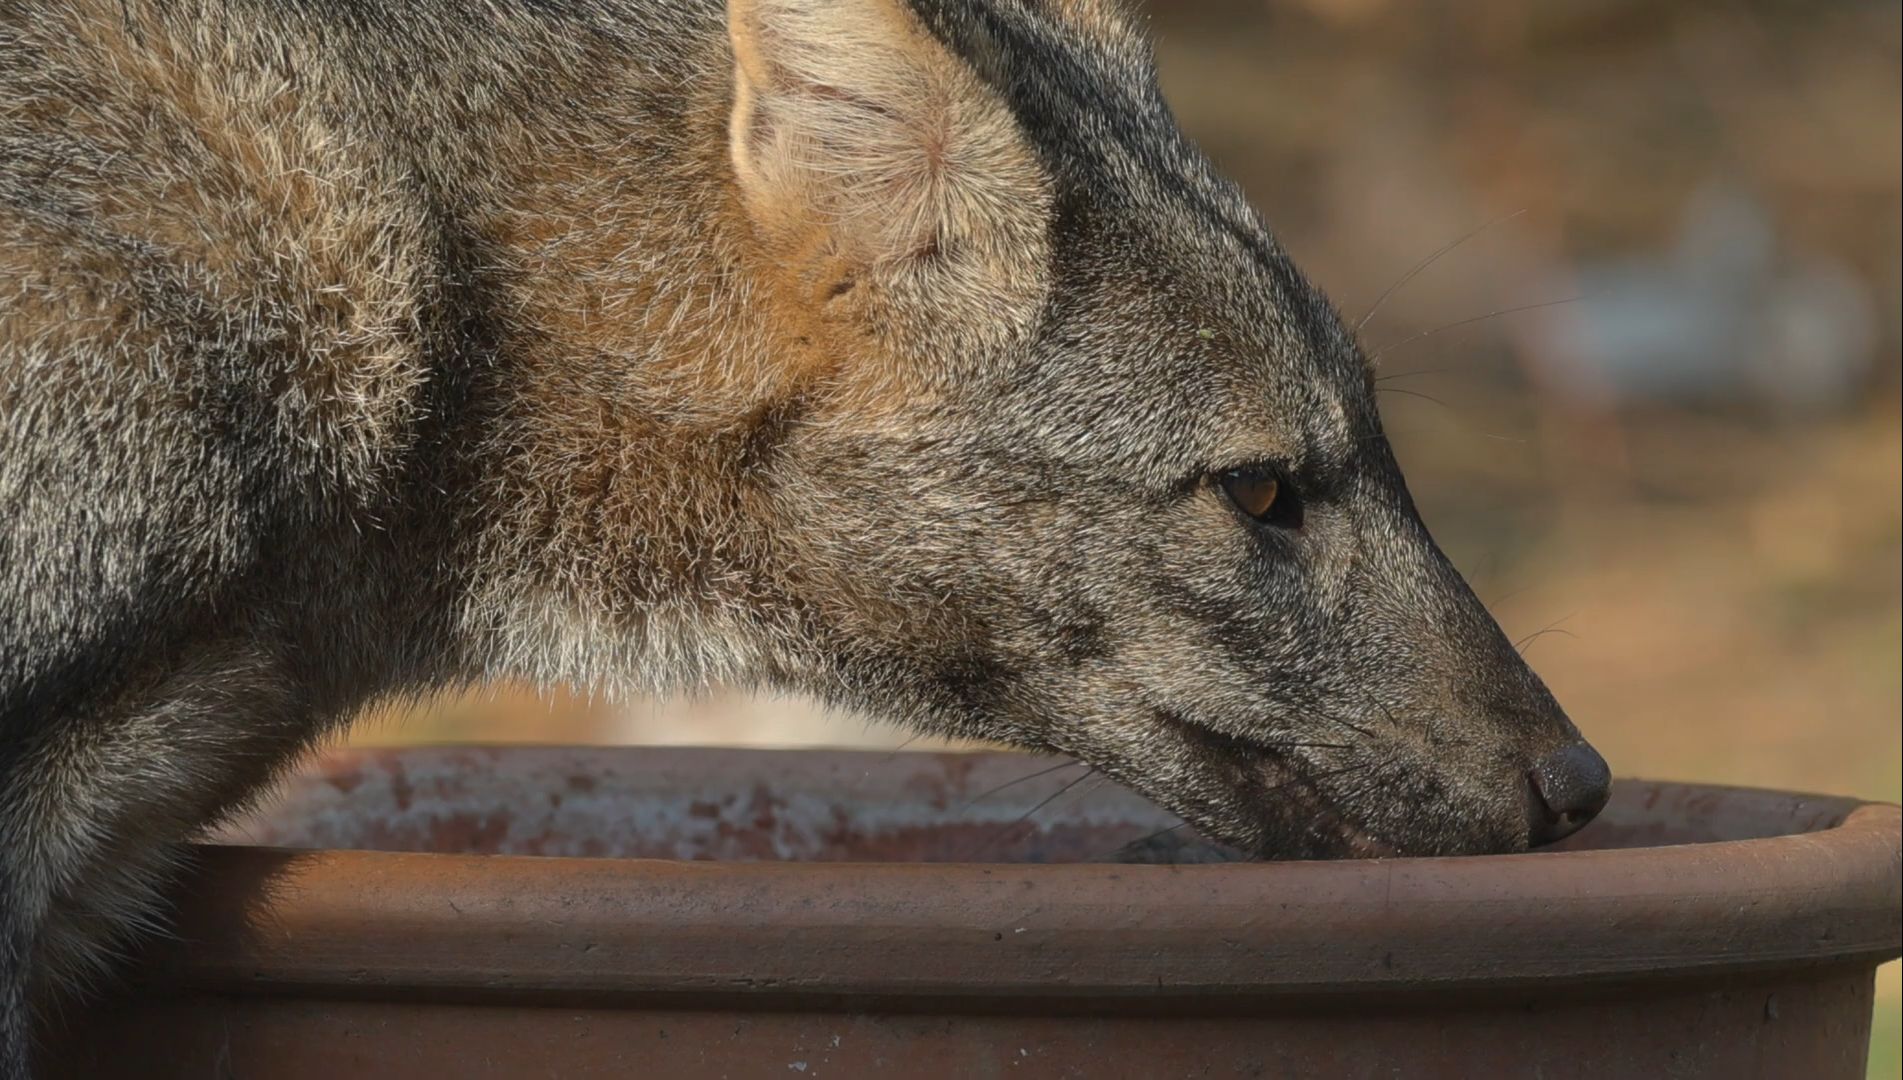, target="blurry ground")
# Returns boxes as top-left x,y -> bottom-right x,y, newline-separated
345,1 -> 1902,1070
